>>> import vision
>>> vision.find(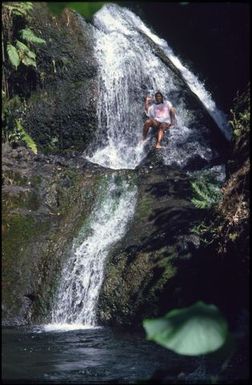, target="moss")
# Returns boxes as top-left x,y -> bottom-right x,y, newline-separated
3,170 -> 29,186
134,194 -> 153,221
151,256 -> 177,294
29,171 -> 108,322
2,212 -> 51,317
3,189 -> 40,212
2,168 -> 106,323
31,174 -> 42,186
